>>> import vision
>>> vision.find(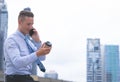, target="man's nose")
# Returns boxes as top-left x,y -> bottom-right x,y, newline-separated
29,26 -> 33,29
